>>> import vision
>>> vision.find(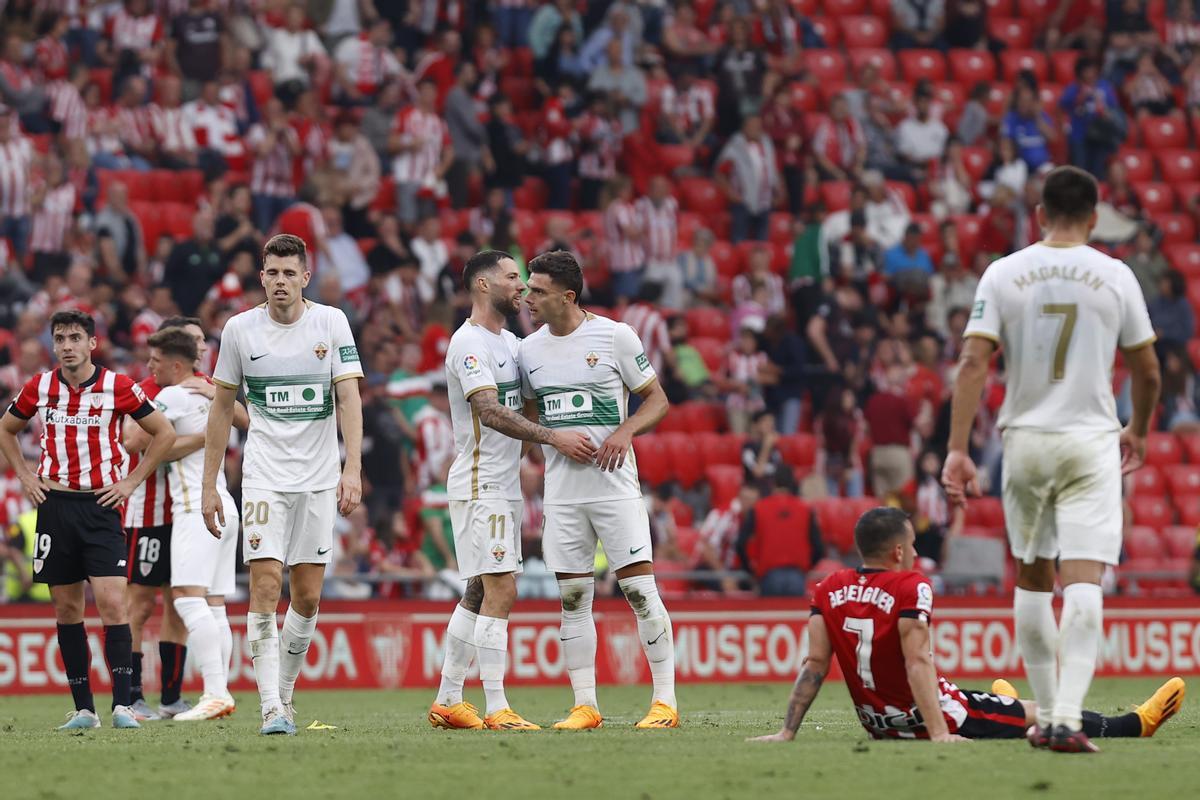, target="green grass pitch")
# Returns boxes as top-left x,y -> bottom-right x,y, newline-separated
0,678 -> 1194,800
